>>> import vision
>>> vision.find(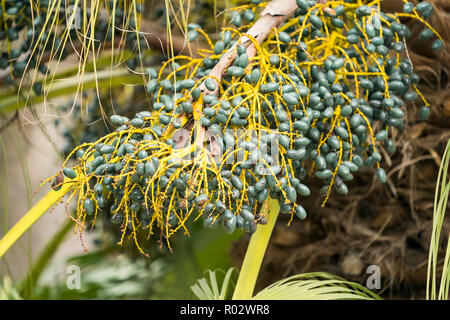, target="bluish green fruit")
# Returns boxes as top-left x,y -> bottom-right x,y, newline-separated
376,168 -> 387,183
278,31 -> 291,44
243,9 -> 255,22
188,30 -> 198,42
214,41 -> 225,55
269,55 -> 281,66
336,182 -> 348,195
296,183 -> 310,196
418,106 -> 430,120
180,79 -> 196,89
232,12 -> 242,27
94,183 -> 103,194
432,39 -> 443,51
241,209 -> 254,222
295,205 -> 307,220
310,15 -> 323,29
286,186 -> 297,203
403,2 -> 414,13
100,144 -> 115,154
110,115 -> 125,126
203,217 -> 219,229
84,199 -> 95,216
63,168 -> 77,179
375,130 -> 388,141
227,66 -> 244,77
419,28 -> 433,41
